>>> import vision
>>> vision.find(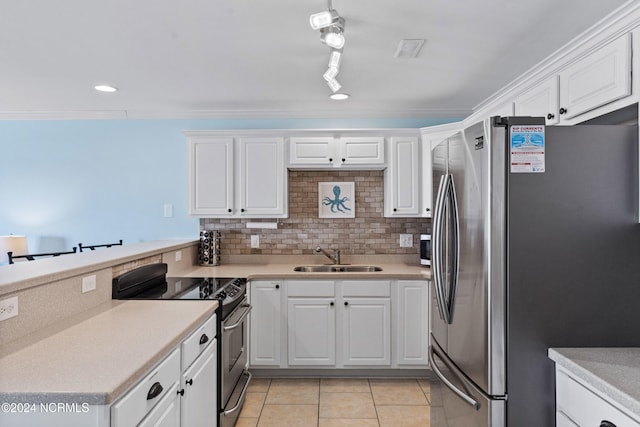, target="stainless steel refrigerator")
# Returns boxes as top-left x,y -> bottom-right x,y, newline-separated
429,116 -> 640,426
